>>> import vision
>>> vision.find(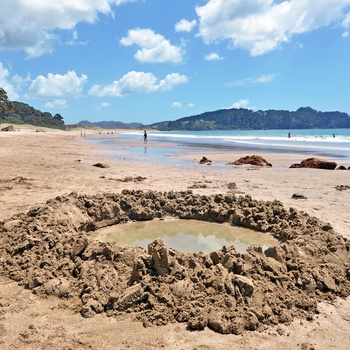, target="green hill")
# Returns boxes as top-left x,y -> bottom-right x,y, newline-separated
150,107 -> 350,131
4,101 -> 65,130
78,120 -> 144,129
